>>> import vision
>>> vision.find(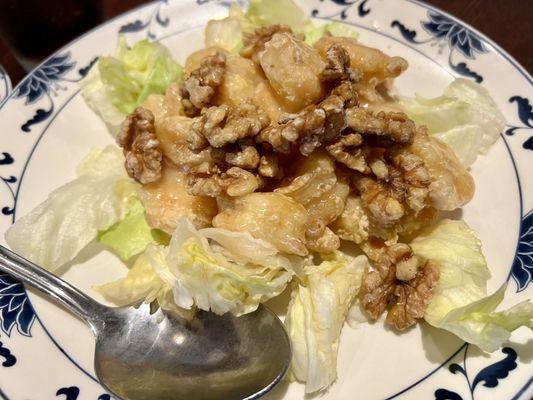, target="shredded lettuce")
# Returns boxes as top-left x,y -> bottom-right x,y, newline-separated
411,219 -> 533,352
99,218 -> 293,316
5,147 -> 138,271
95,244 -> 193,318
401,79 -> 506,167
199,227 -> 295,272
285,252 -> 368,393
205,4 -> 254,53
432,284 -> 533,352
80,37 -> 182,136
167,218 -> 293,315
205,0 -> 358,52
98,200 -> 170,261
245,0 -> 312,32
305,22 -> 359,46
